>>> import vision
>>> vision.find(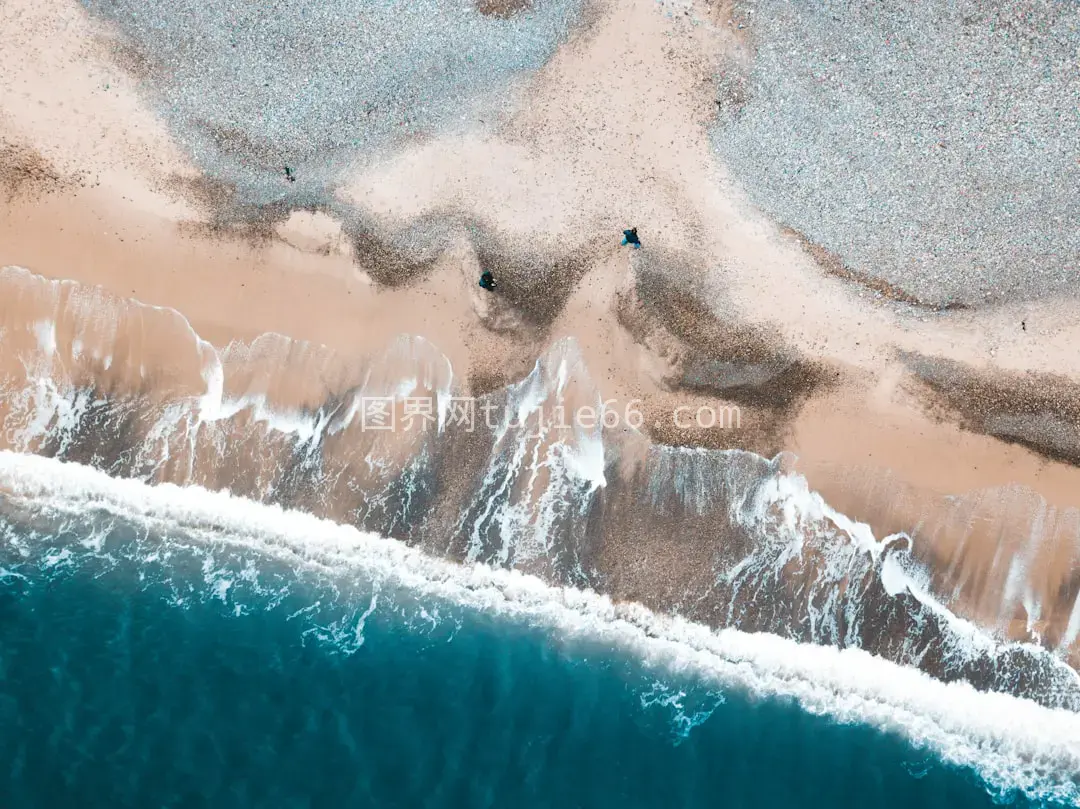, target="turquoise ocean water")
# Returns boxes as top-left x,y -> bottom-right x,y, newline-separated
1,454 -> 1077,809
